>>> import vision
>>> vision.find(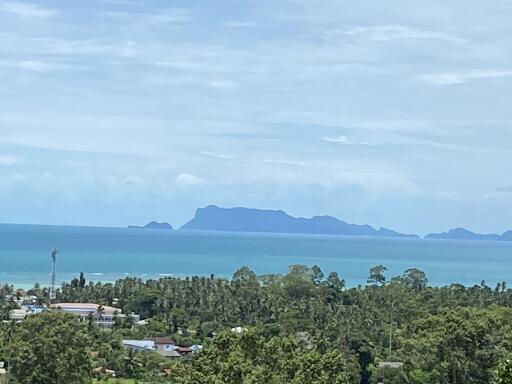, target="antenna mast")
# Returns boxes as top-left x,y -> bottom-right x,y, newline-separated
50,248 -> 58,301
